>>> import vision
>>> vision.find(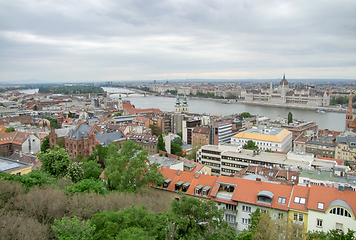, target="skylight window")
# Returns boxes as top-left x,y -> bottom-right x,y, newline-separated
318,202 -> 324,210
278,197 -> 286,204
294,197 -> 306,204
